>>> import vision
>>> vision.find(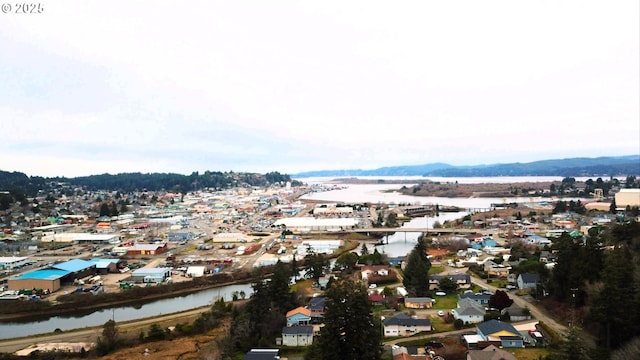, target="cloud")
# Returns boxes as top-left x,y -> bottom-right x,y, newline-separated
1,1 -> 638,177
